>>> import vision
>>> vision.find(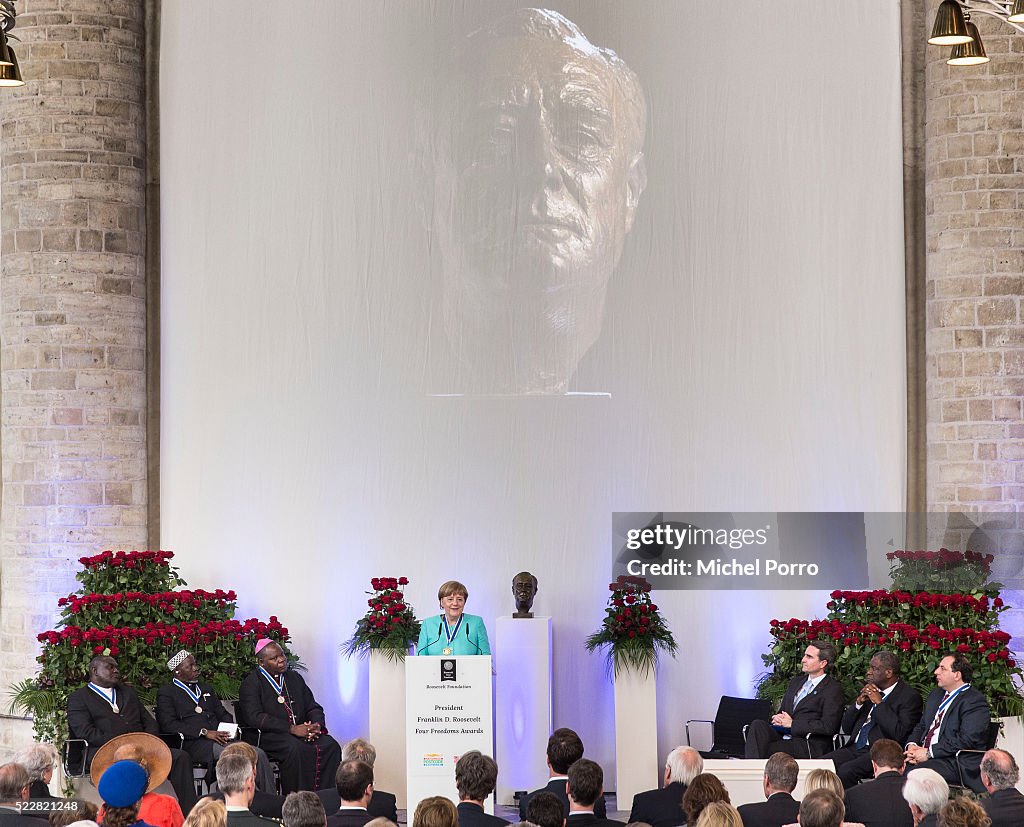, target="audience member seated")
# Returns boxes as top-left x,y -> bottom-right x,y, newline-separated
682,774 -> 730,827
802,770 -> 845,800
157,651 -> 276,794
745,642 -> 845,760
736,752 -> 798,827
904,654 -> 990,793
413,797 -> 459,827
67,656 -> 197,813
238,641 -> 341,794
216,753 -> 278,827
628,746 -> 702,827
364,819 -> 396,827
316,739 -> 396,822
49,801 -> 99,827
455,751 -> 508,827
525,792 -> 565,827
0,763 -> 48,827
821,652 -> 922,788
979,748 -> 1024,827
183,799 -> 227,827
935,799 -> 990,827
94,737 -> 184,827
695,803 -> 742,827
519,730 -> 608,820
902,768 -> 949,827
324,761 -> 373,827
209,742 -> 286,821
96,760 -> 155,827
13,744 -> 58,801
842,739 -> 913,827
283,793 -> 327,827
565,760 -> 620,827
796,791 -> 845,827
